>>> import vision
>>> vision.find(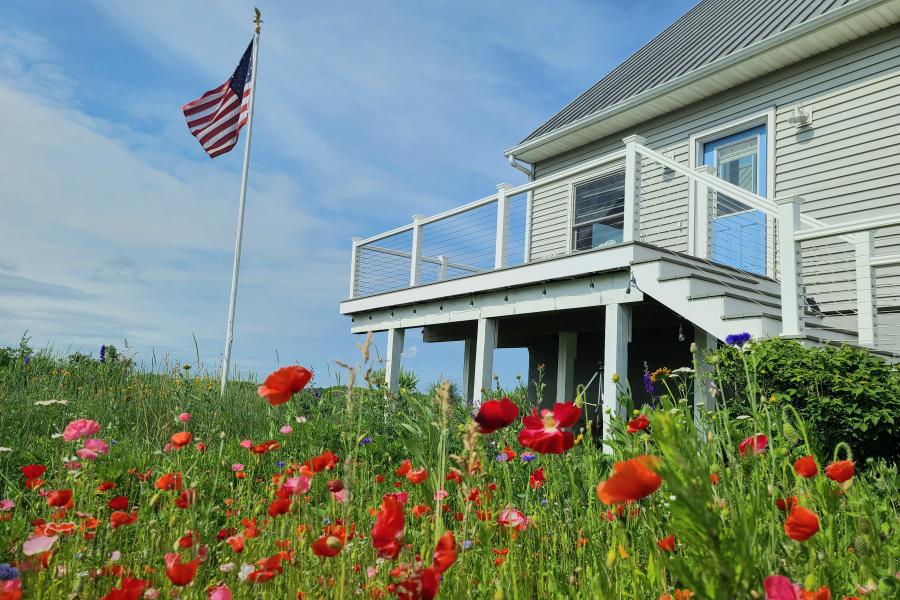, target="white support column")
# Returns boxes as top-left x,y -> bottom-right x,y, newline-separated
622,135 -> 646,243
462,338 -> 477,406
494,184 -> 512,269
692,326 -> 717,433
473,318 -> 498,405
523,190 -> 533,264
688,165 -> 714,260
409,215 -> 424,287
385,328 -> 405,394
437,255 -> 448,281
556,332 -> 577,404
776,195 -> 804,336
349,237 -> 362,298
855,230 -> 877,347
602,303 -> 631,453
